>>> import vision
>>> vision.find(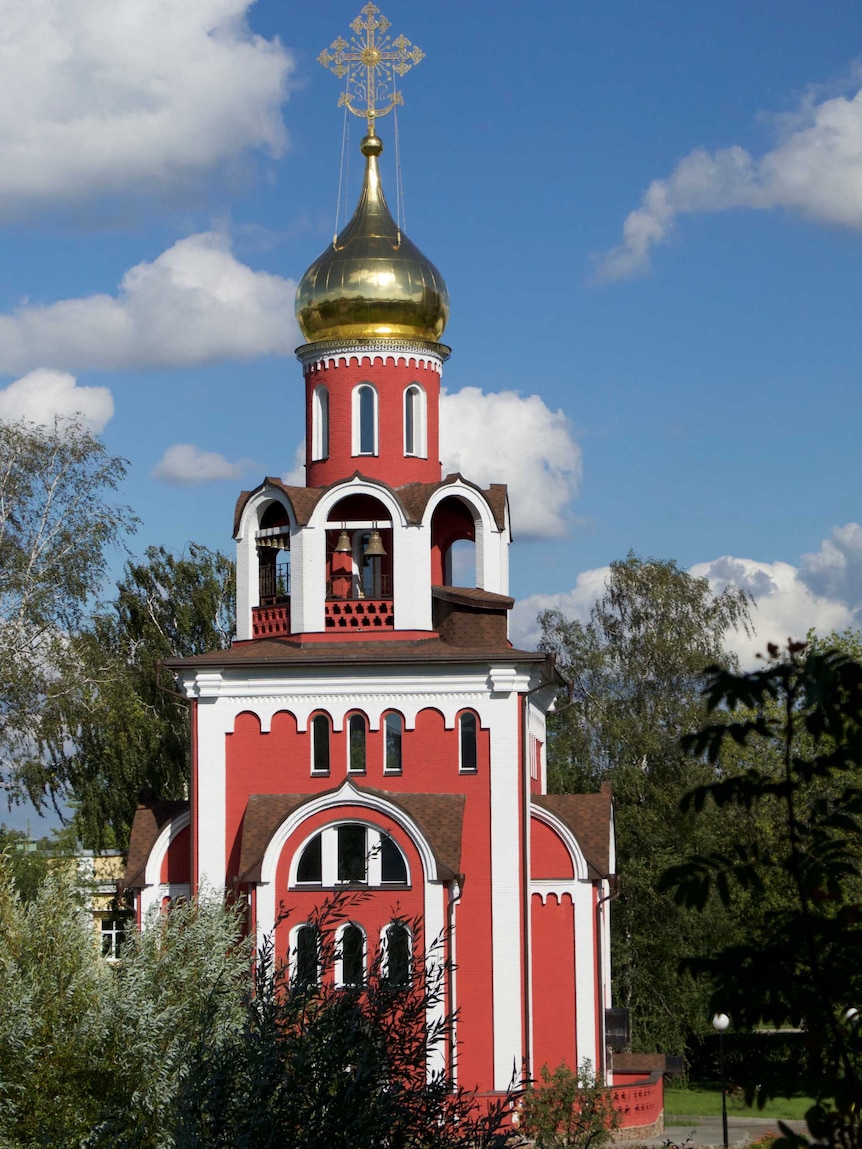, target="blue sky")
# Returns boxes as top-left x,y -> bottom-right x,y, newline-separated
3,2 -> 862,830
